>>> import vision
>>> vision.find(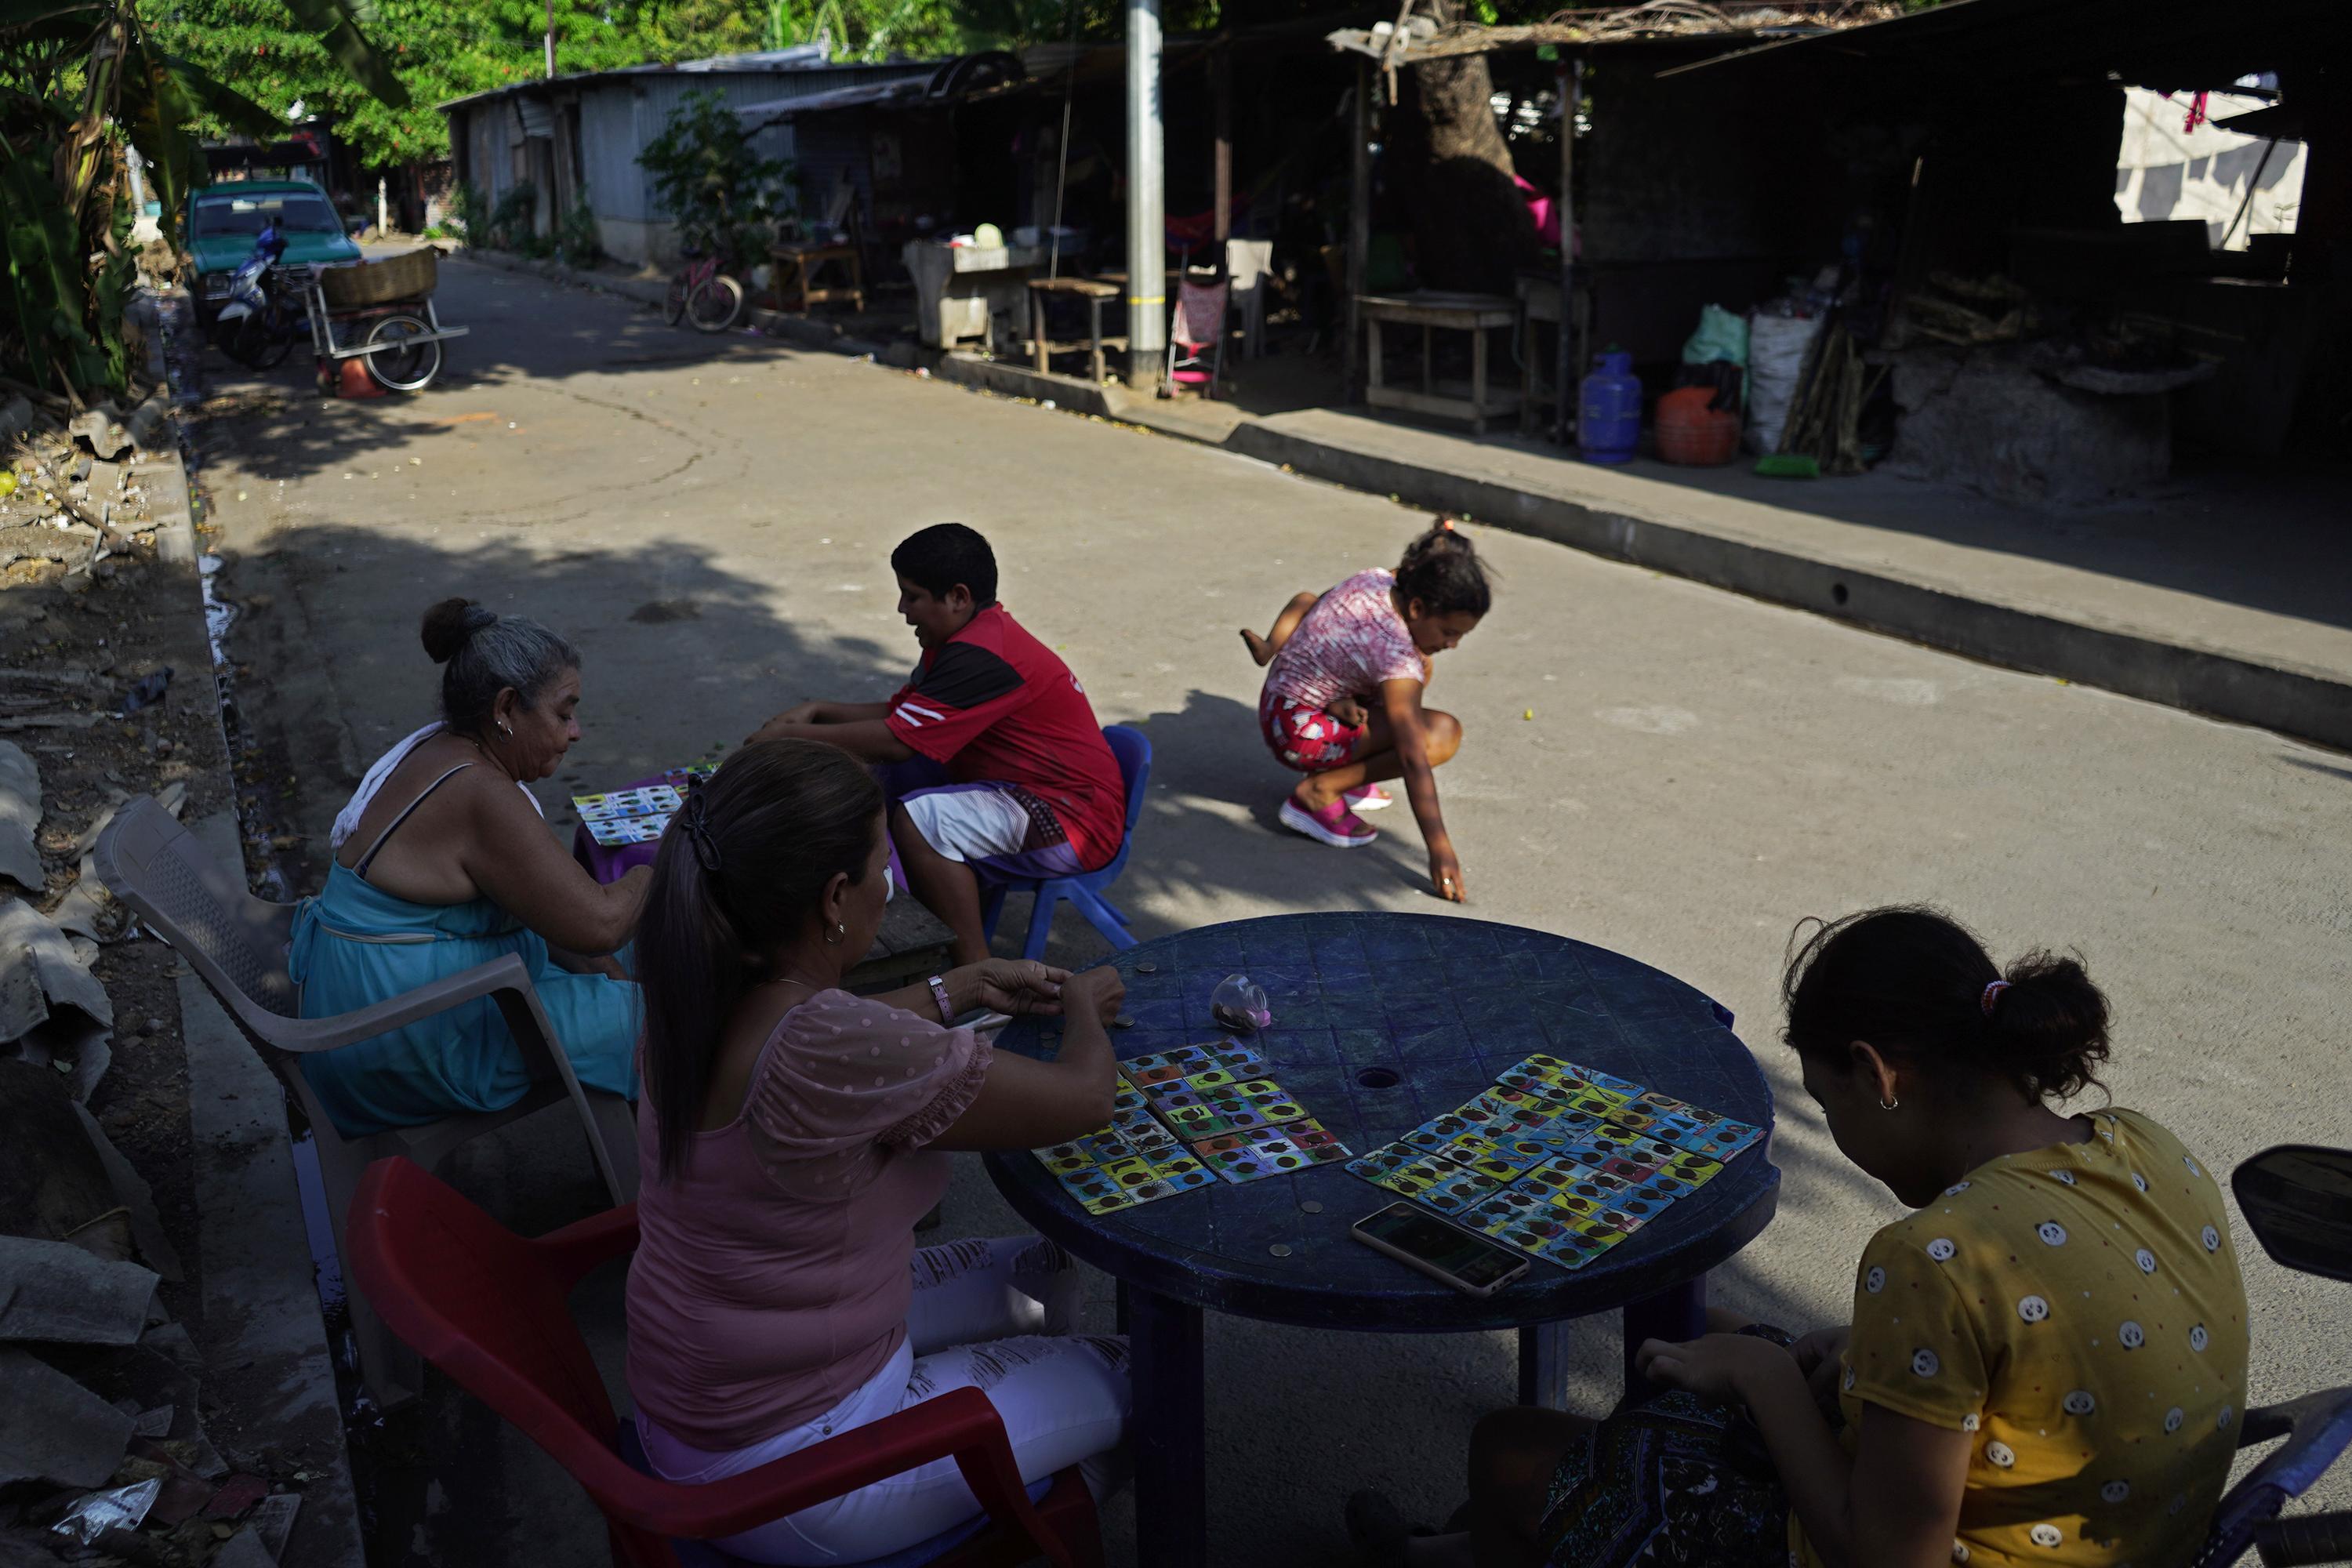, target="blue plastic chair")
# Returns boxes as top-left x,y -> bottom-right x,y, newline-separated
2191,1384 -> 2352,1566
982,726 -> 1149,961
